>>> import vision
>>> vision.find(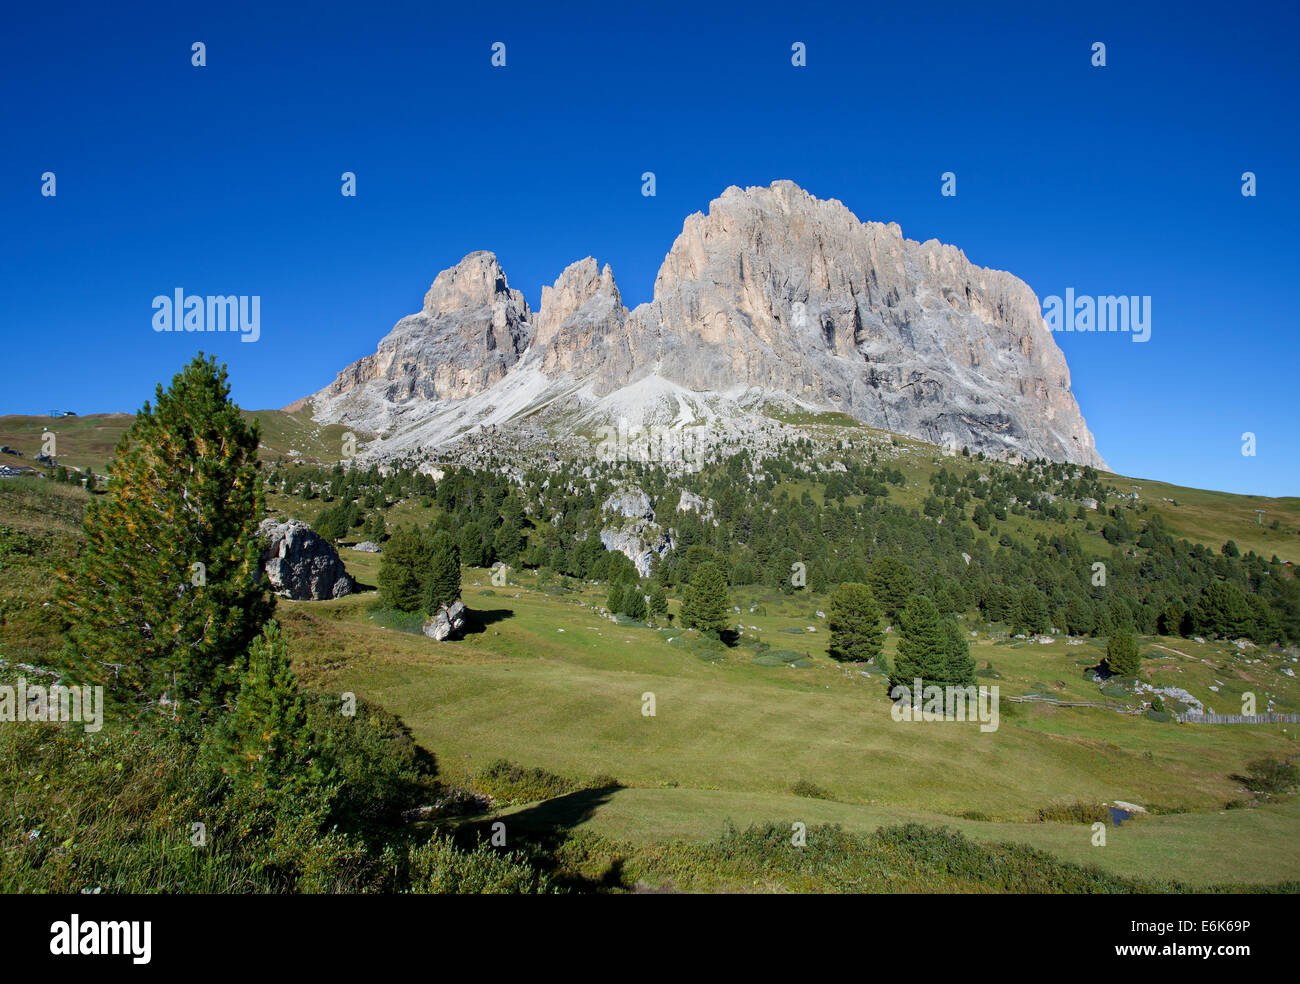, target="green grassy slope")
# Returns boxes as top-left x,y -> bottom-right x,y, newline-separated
0,409 -> 362,475
273,561 -> 1299,888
